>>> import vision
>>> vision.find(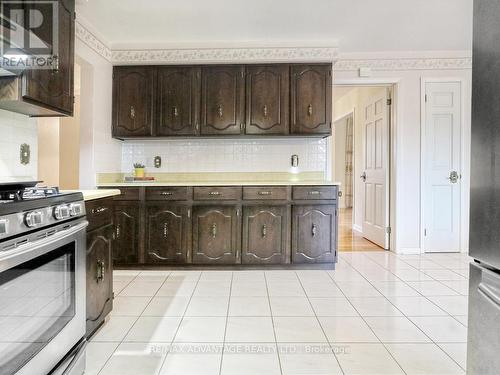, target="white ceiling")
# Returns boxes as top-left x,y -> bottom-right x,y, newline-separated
76,0 -> 473,52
